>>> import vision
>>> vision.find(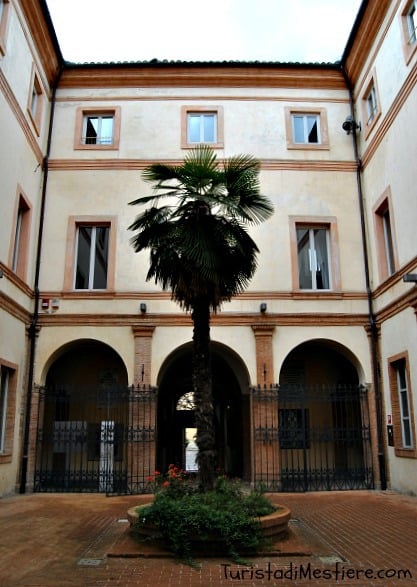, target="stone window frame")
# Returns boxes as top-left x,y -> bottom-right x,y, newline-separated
284,107 -> 329,151
0,0 -> 10,57
388,351 -> 417,458
0,359 -> 17,465
8,186 -> 32,282
399,0 -> 417,64
74,106 -> 121,151
63,215 -> 117,292
289,215 -> 341,292
181,105 -> 224,149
